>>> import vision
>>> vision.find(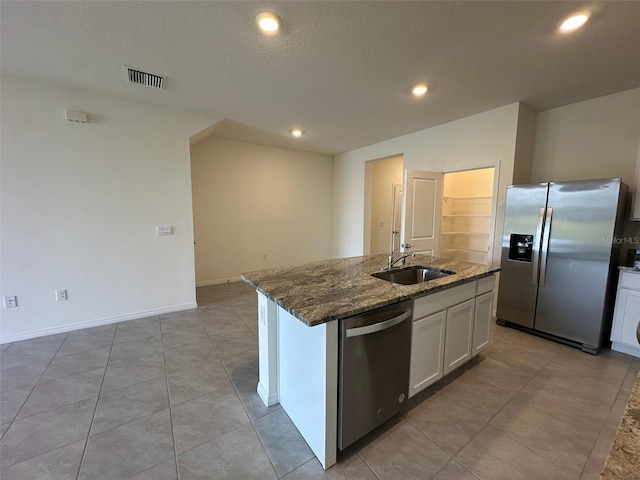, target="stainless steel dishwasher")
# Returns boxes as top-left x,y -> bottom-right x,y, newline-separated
338,300 -> 412,450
